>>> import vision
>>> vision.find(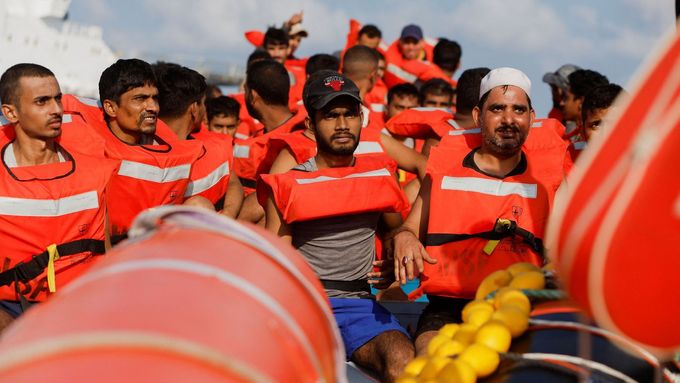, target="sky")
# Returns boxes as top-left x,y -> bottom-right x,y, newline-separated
68,0 -> 676,117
